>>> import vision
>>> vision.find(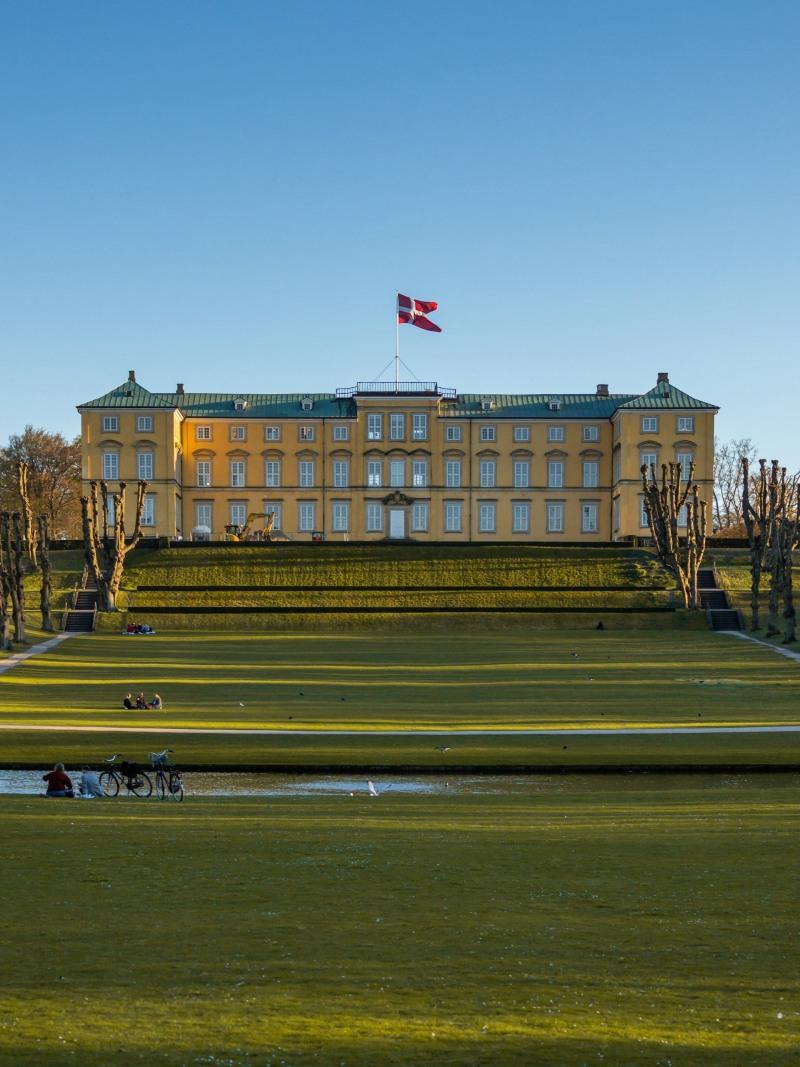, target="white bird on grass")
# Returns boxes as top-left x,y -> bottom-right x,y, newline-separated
367,780 -> 379,797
